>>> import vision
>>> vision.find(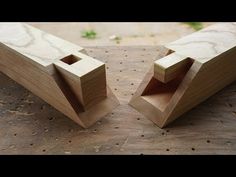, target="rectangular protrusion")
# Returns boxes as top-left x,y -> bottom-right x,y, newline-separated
154,52 -> 191,83
53,52 -> 107,110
